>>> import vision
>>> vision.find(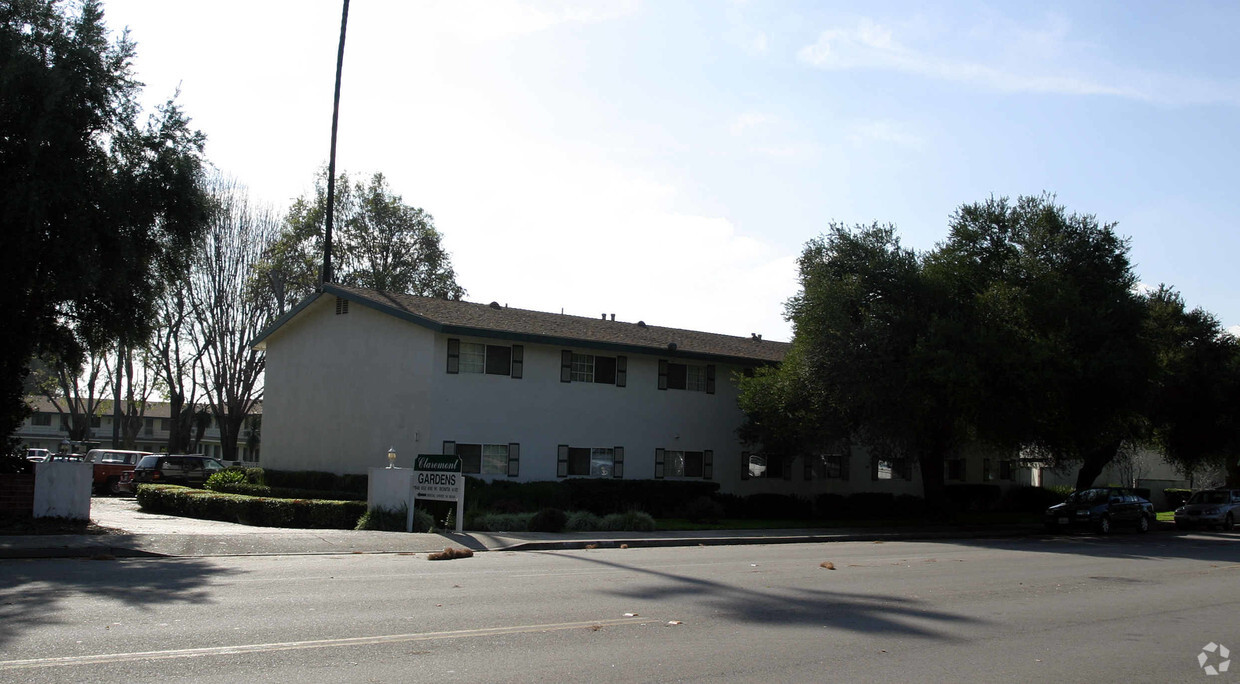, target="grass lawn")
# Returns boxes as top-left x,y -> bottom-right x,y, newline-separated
1156,511 -> 1175,523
